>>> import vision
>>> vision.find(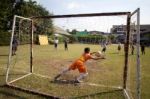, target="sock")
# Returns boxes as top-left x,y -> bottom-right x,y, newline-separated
55,68 -> 69,80
60,68 -> 69,75
77,72 -> 88,81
